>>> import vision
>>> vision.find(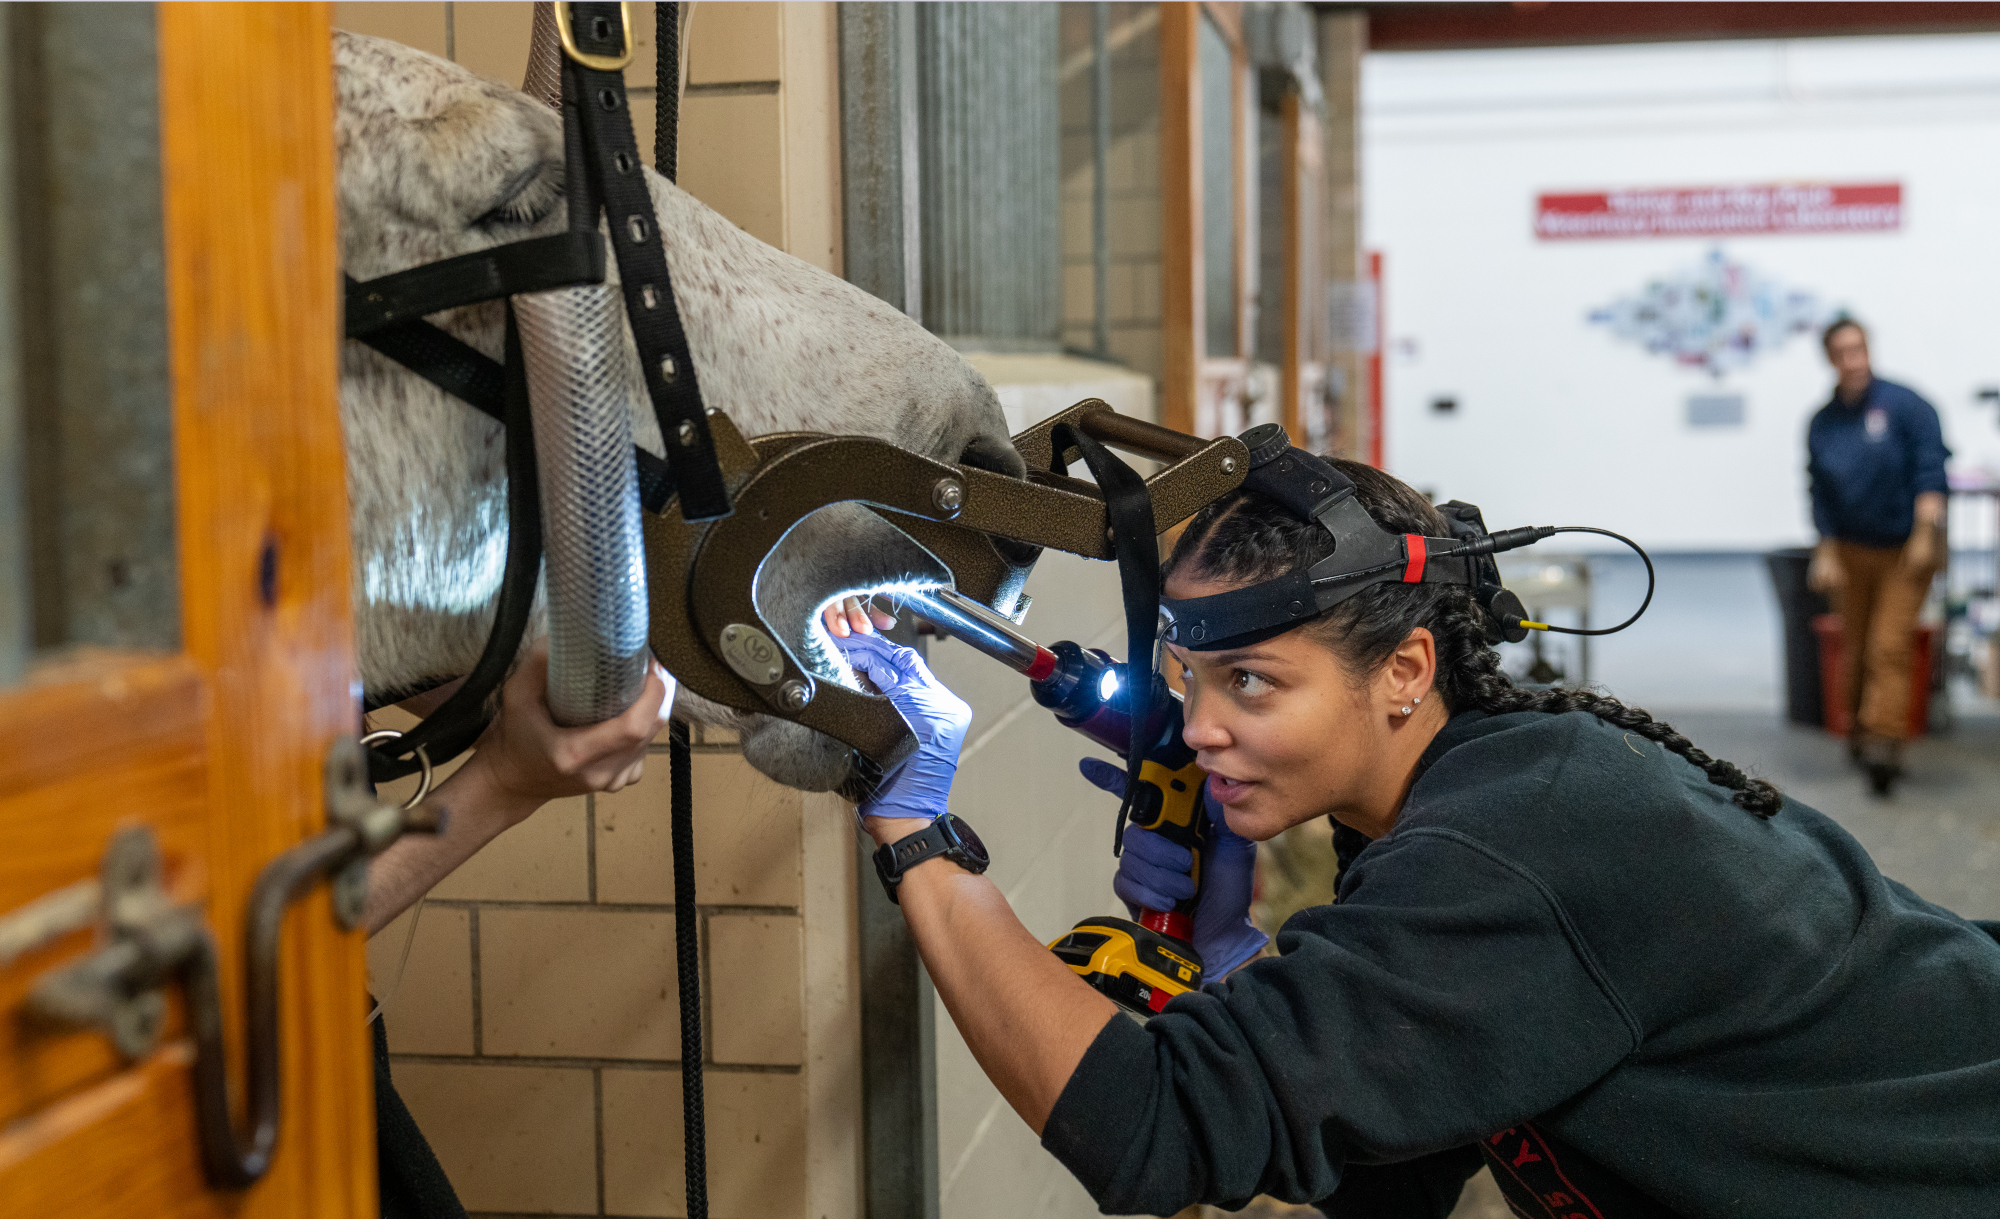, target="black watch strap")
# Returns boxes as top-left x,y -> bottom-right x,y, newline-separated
873,815 -> 988,904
